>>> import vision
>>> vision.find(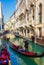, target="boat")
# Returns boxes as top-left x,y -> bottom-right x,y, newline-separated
0,48 -> 11,65
9,42 -> 44,57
